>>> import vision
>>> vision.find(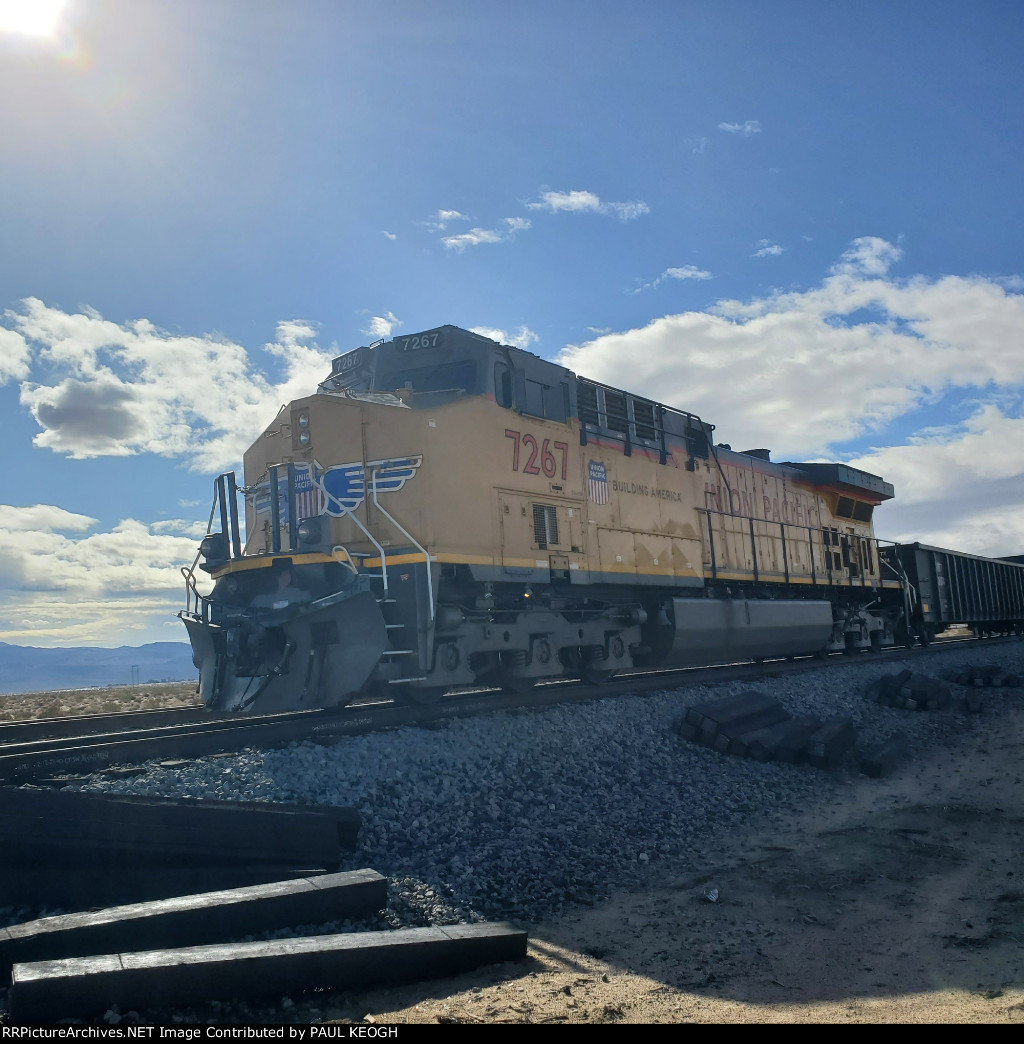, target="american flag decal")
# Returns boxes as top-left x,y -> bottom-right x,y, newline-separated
588,460 -> 609,505
250,464 -> 324,523
293,462 -> 325,521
